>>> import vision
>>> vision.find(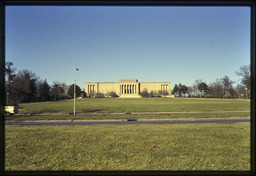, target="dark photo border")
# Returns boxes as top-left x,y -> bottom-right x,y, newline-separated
0,0 -> 255,176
